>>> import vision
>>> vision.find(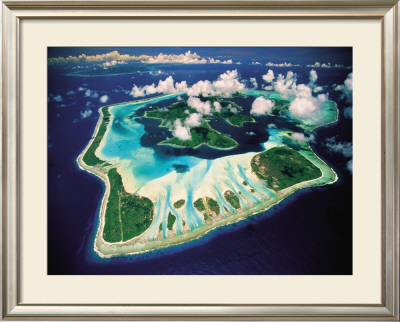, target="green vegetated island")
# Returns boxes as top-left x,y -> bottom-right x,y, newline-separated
141,95 -> 255,149
77,91 -> 338,257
